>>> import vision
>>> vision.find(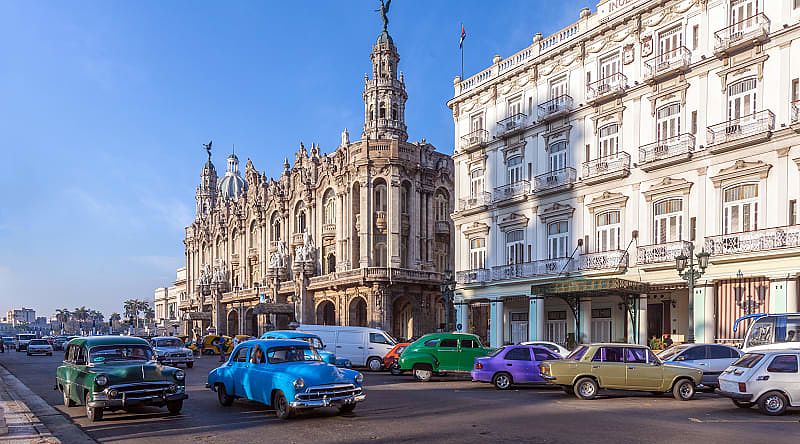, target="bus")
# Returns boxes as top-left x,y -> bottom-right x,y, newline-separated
14,333 -> 37,352
734,313 -> 800,352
